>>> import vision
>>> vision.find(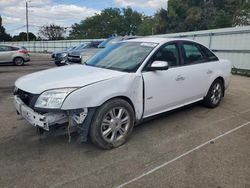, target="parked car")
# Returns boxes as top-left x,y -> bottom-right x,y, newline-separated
68,36 -> 139,64
14,38 -> 231,149
51,46 -> 76,58
0,45 -> 30,66
67,41 -> 102,64
52,46 -> 77,66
